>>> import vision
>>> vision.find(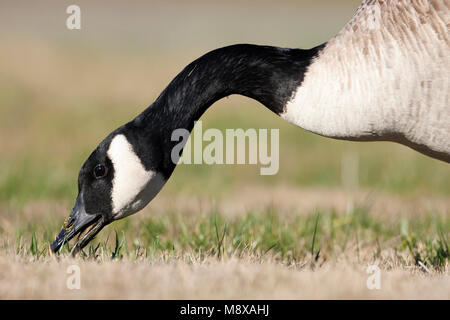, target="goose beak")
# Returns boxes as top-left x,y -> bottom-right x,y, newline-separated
50,193 -> 106,256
